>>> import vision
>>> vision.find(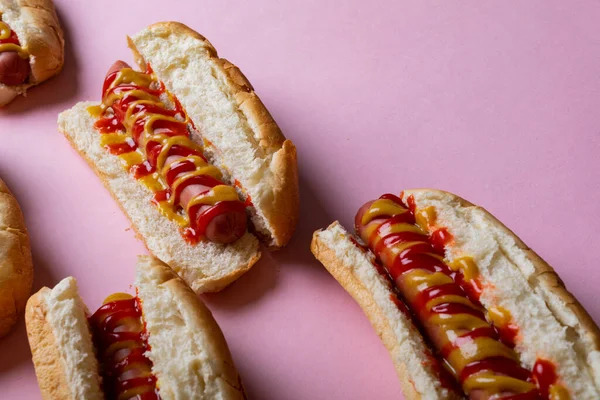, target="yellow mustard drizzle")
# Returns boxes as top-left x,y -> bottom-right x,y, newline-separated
449,257 -> 479,282
549,384 -> 571,400
0,18 -> 29,58
415,205 -> 436,230
95,68 -> 239,229
361,198 -> 535,396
